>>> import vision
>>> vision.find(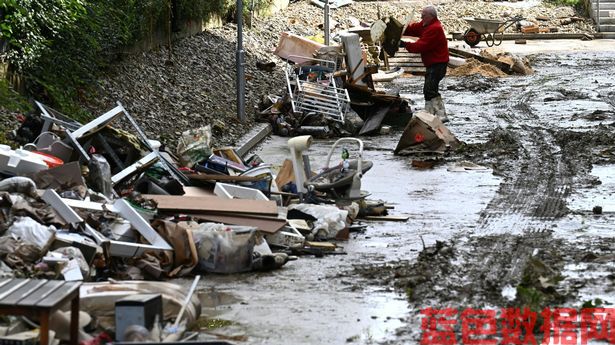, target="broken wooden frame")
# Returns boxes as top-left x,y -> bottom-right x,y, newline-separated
36,101 -> 189,186
42,189 -> 173,257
